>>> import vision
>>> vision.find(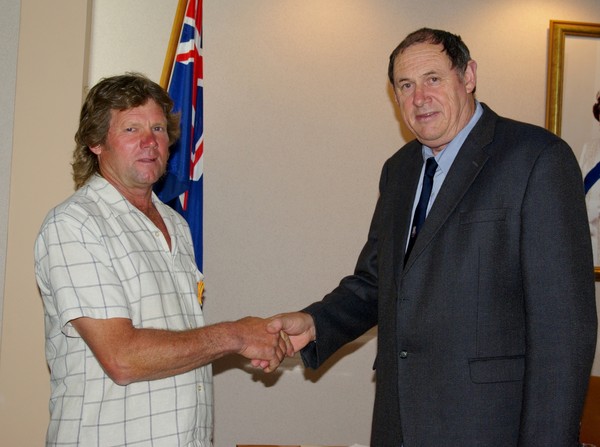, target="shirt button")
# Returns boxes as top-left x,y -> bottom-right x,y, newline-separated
399,350 -> 408,359
154,231 -> 160,237
197,385 -> 203,392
